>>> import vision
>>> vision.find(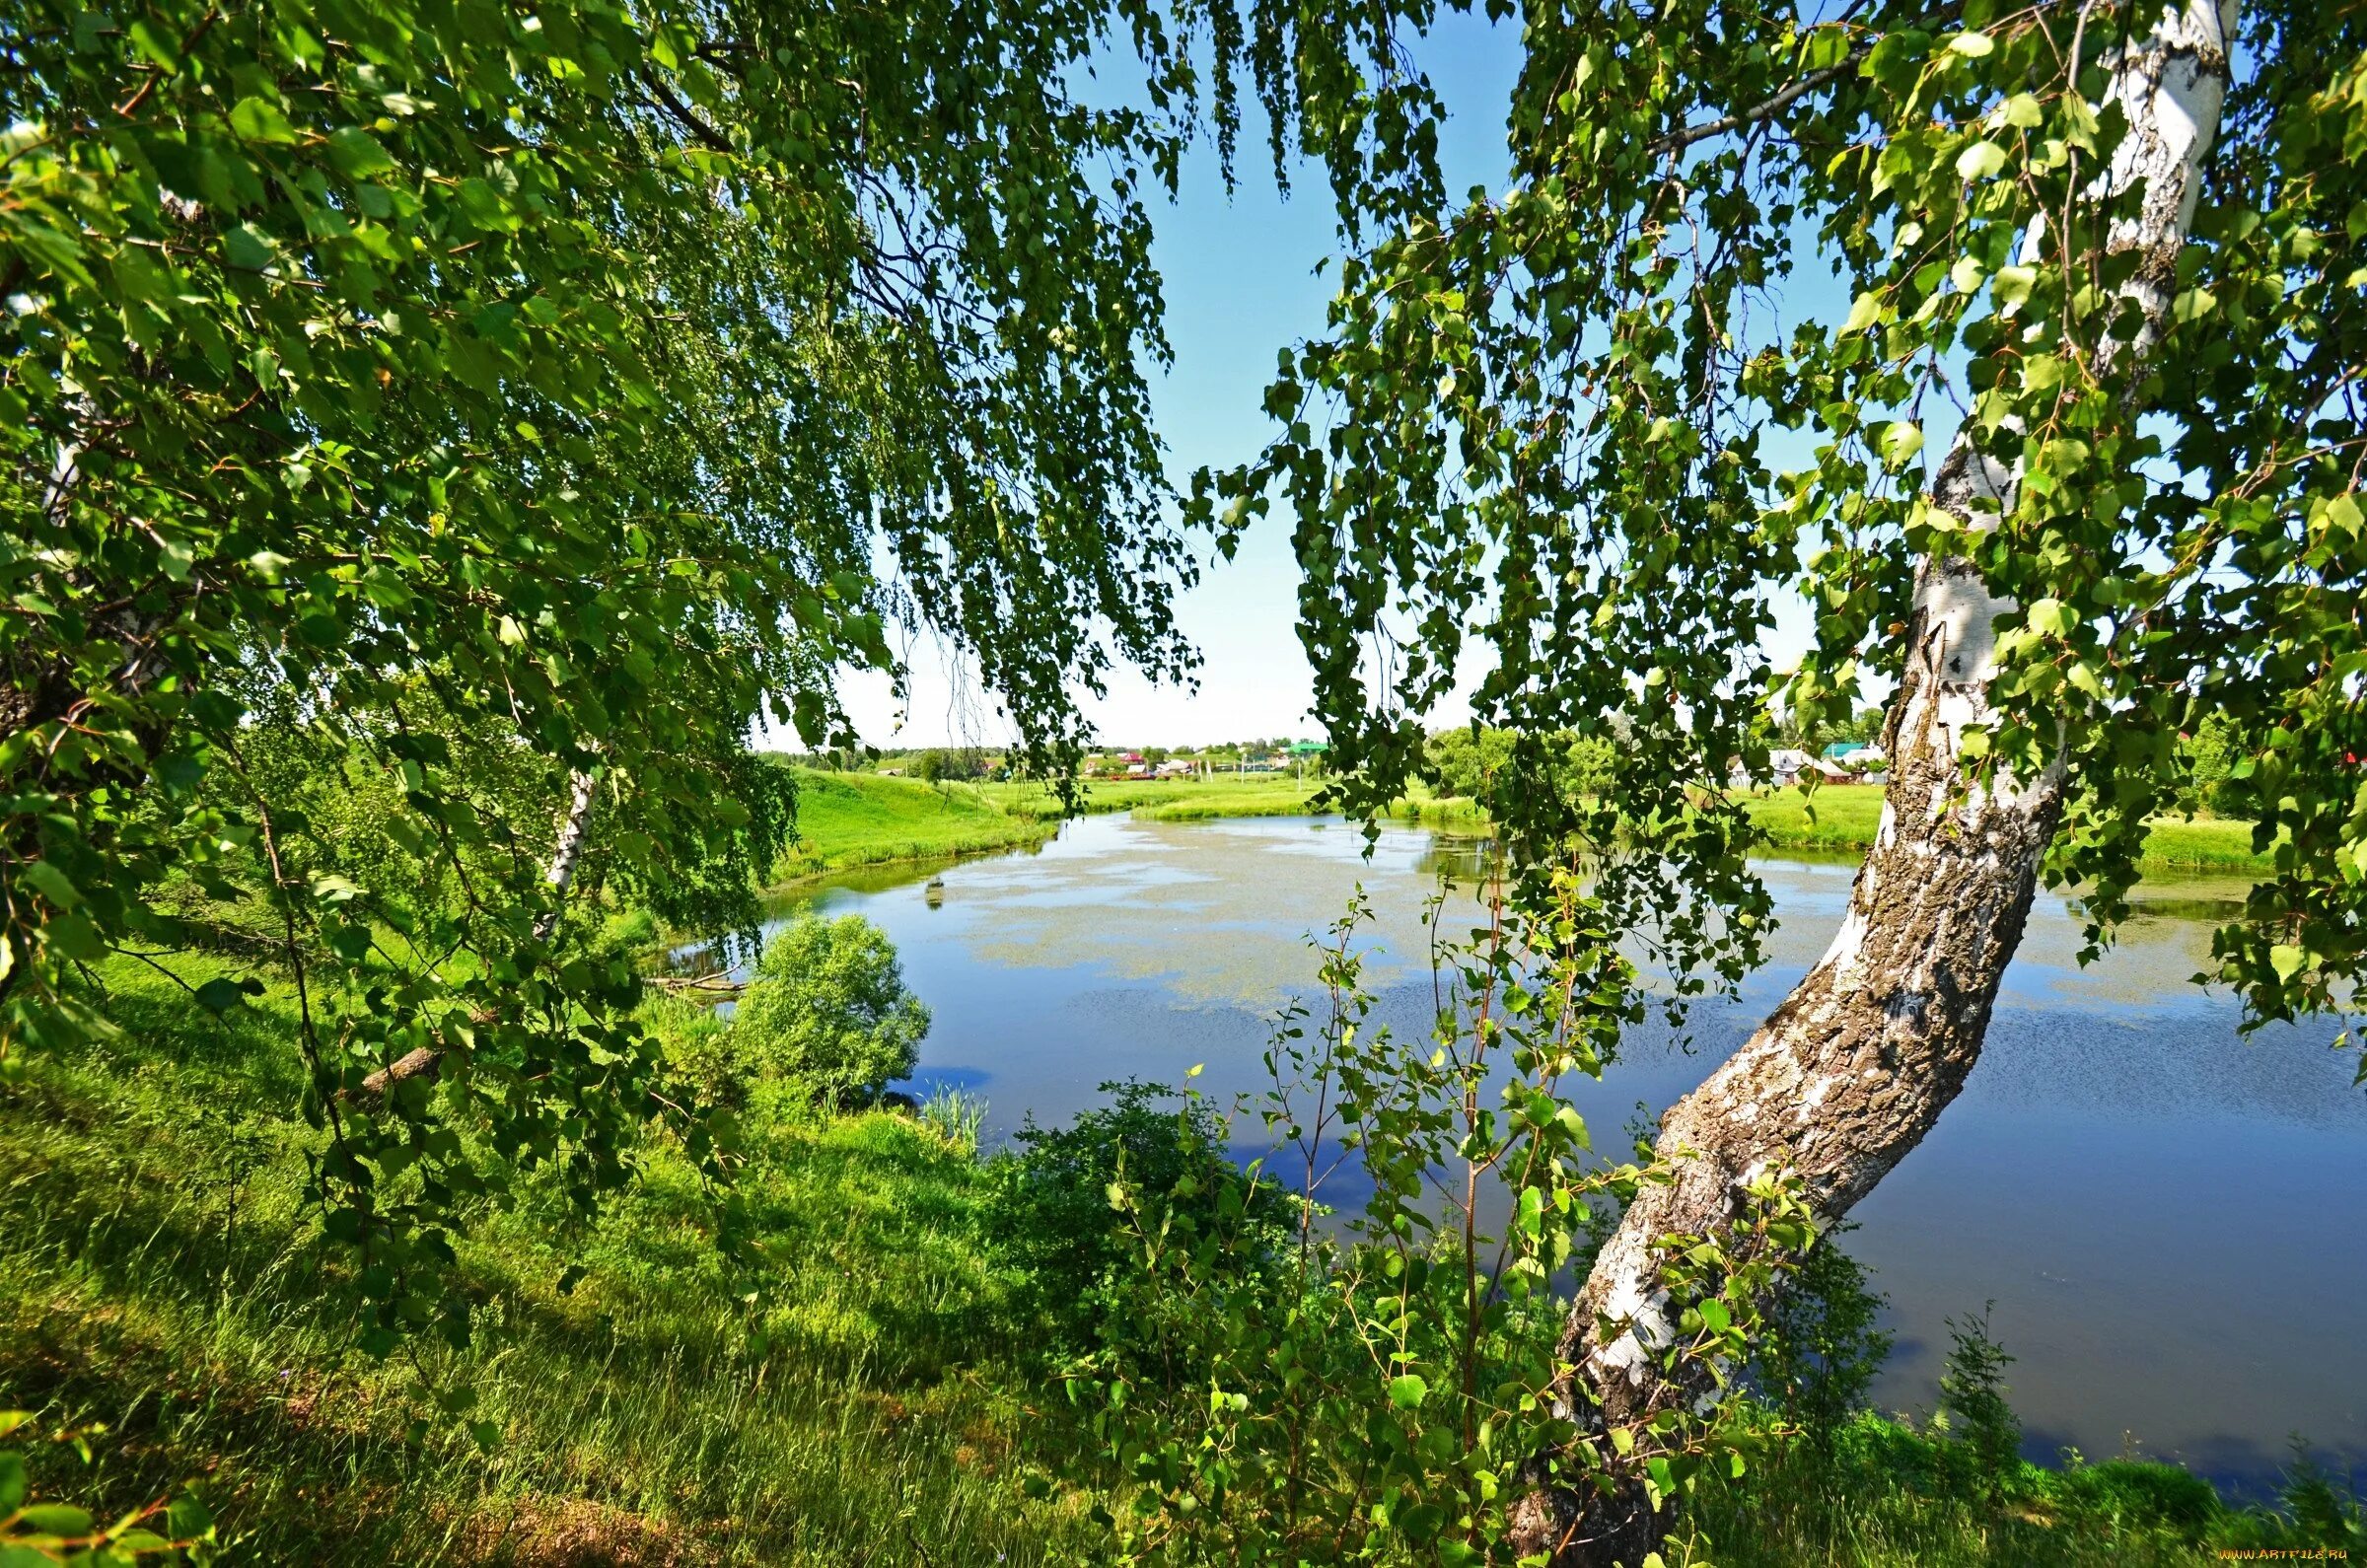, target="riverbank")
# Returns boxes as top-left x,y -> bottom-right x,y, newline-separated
1,957 -> 1088,1564
8,956 -> 2354,1563
774,770 -> 1056,878
979,774 -> 1489,824
1743,785 -> 2269,872
982,773 -> 1331,820
784,767 -> 2268,882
